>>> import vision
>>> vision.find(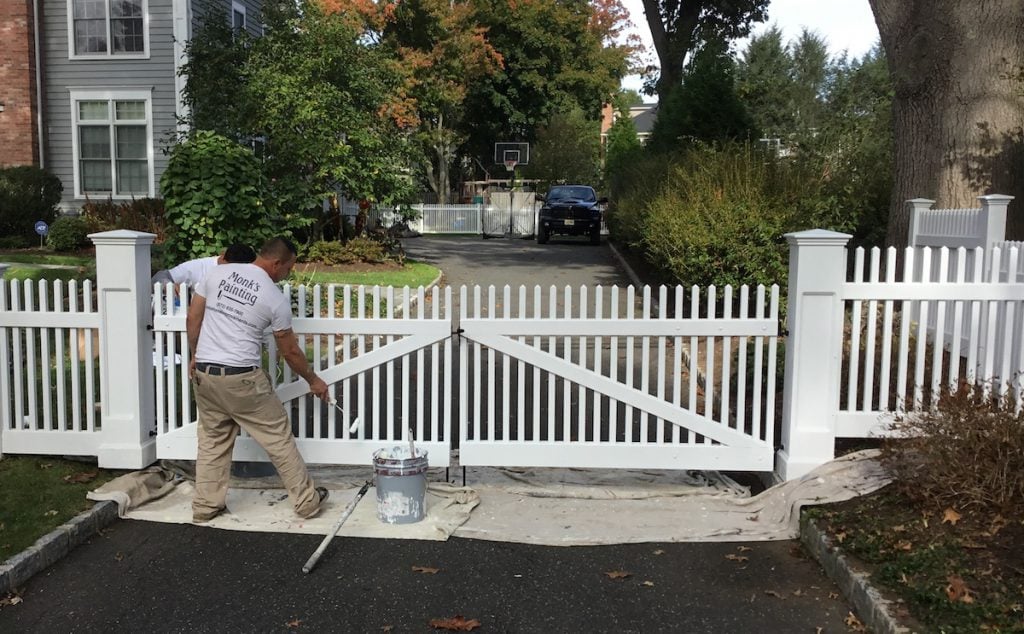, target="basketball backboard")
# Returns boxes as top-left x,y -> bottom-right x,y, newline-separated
494,142 -> 529,166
